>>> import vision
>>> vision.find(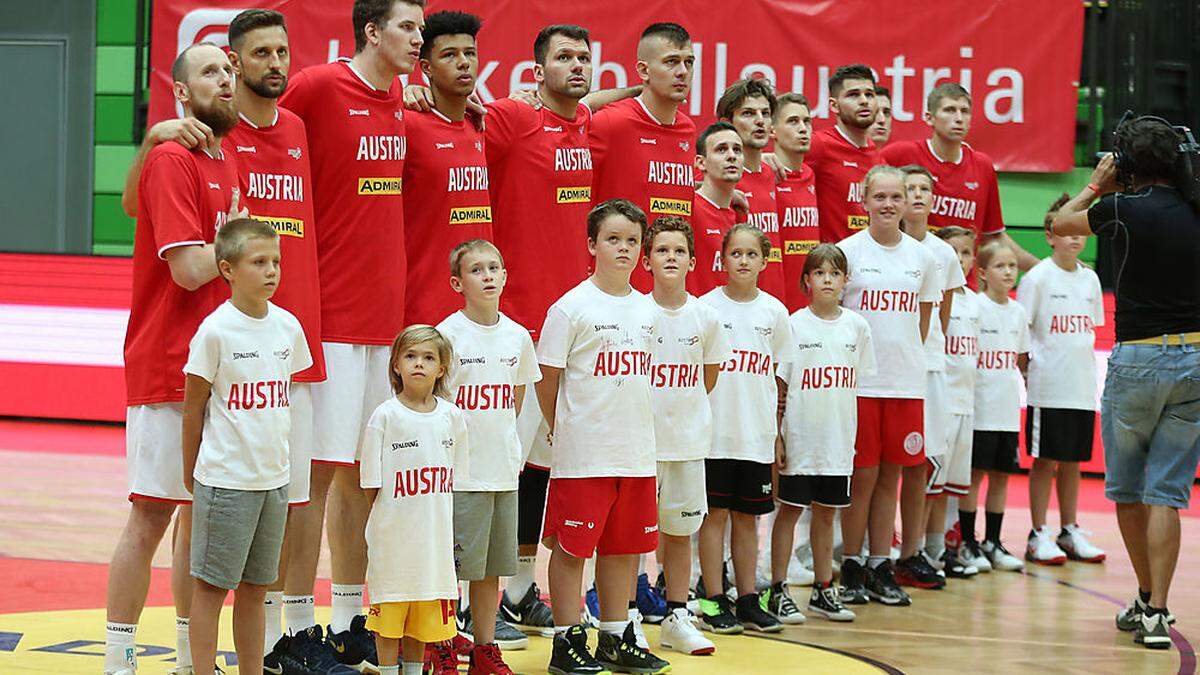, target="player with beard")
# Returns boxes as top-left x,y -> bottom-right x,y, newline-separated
105,43 -> 243,675
717,79 -> 784,300
772,93 -> 820,312
278,1 -> 424,670
806,64 -> 883,243
590,22 -> 697,291
870,86 -> 893,147
881,83 -> 1038,270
